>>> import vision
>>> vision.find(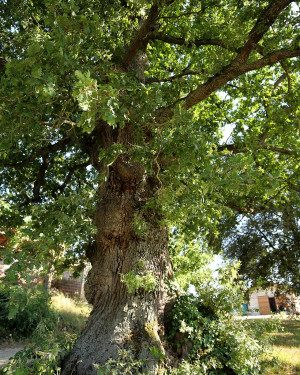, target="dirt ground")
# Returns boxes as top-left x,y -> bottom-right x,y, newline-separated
0,346 -> 24,368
